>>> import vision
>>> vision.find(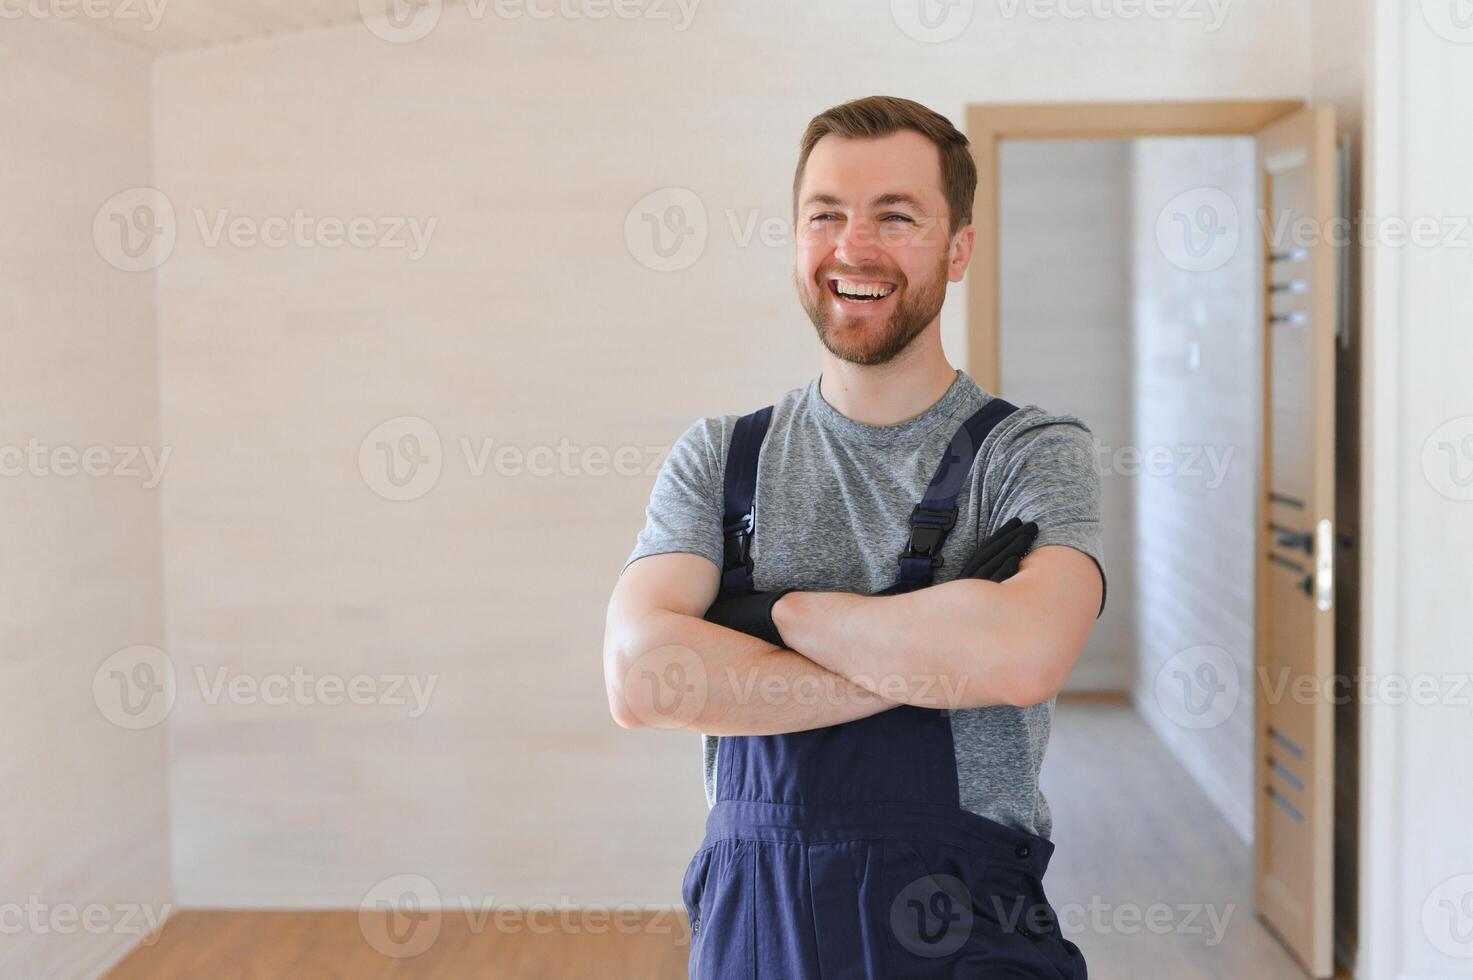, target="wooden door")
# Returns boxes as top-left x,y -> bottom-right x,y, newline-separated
1253,104 -> 1338,979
